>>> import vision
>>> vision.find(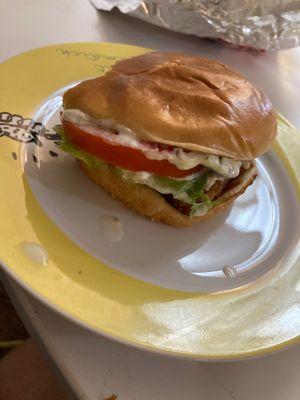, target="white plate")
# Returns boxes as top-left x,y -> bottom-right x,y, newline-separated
25,85 -> 300,293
